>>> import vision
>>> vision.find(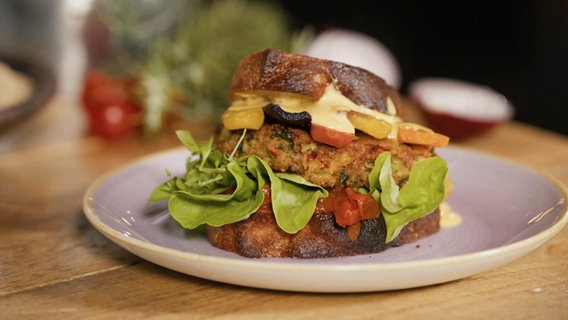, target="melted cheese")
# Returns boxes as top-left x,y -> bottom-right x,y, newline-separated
228,84 -> 402,138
